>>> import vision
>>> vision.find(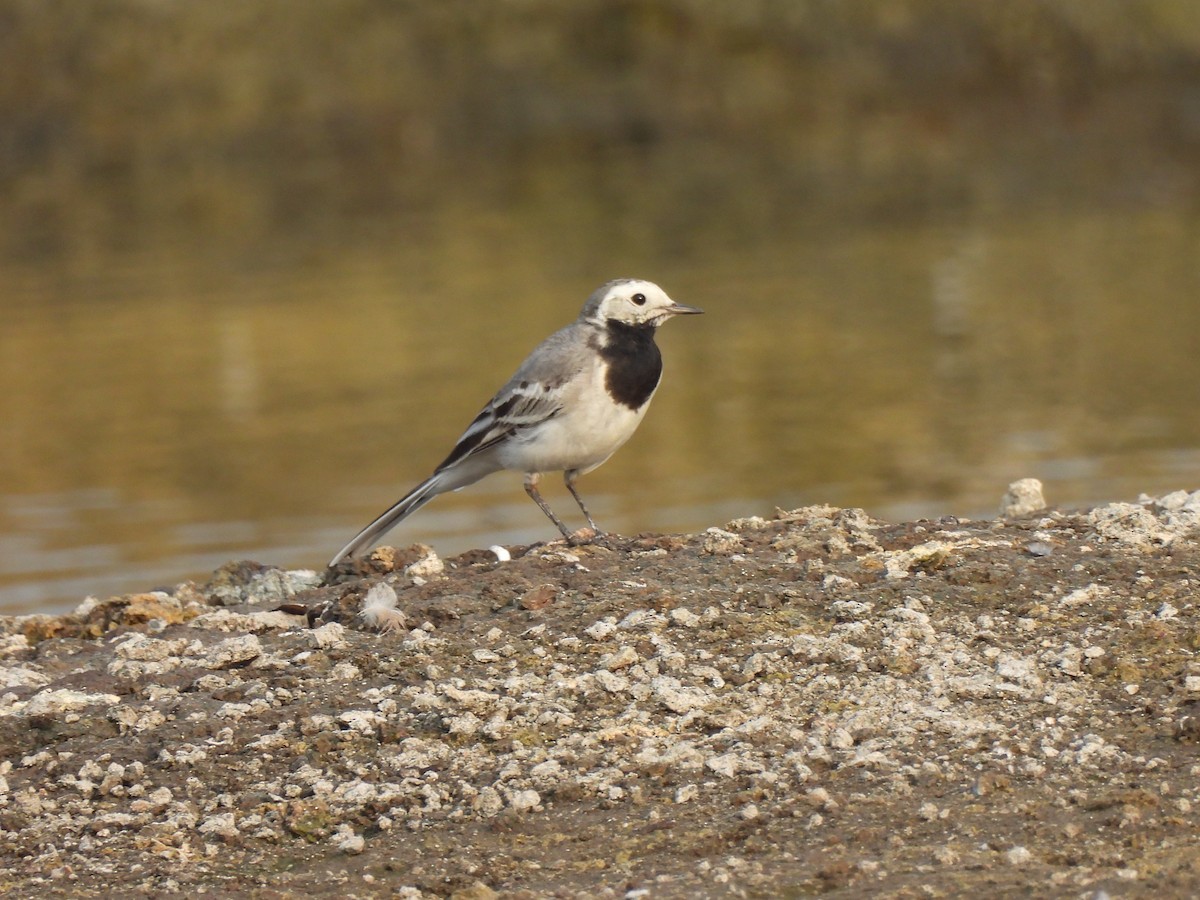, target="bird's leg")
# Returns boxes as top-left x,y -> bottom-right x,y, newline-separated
524,473 -> 574,540
564,470 -> 602,534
